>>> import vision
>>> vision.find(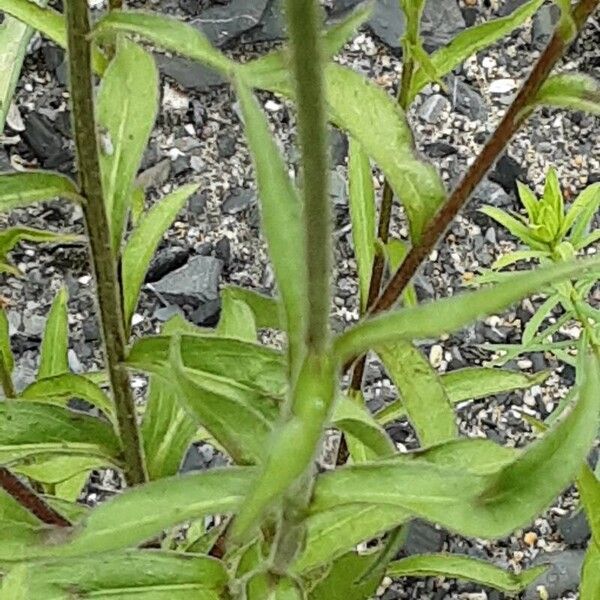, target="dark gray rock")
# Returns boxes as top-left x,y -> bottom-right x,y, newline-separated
146,247 -> 190,283
136,158 -> 171,190
22,314 -> 46,339
424,141 -> 457,158
190,299 -> 221,326
330,170 -> 347,206
557,510 -> 591,546
0,148 -> 10,171
150,255 -> 222,309
330,0 -> 365,16
244,0 -> 286,43
214,237 -> 231,268
368,0 -> 405,49
154,305 -> 184,322
178,0 -> 209,16
419,94 -> 448,124
22,113 -> 69,169
222,189 -> 256,215
420,0 -> 465,51
331,128 -> 349,166
498,0 -> 528,17
401,519 -> 446,556
461,6 -> 478,27
156,55 -> 226,92
191,0 -> 269,47
189,191 -> 208,215
490,154 -> 526,194
217,133 -> 237,159
449,77 -> 488,121
82,320 -> 99,342
42,45 -> 65,72
532,4 -> 559,49
474,179 -> 512,209
524,550 -> 585,600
